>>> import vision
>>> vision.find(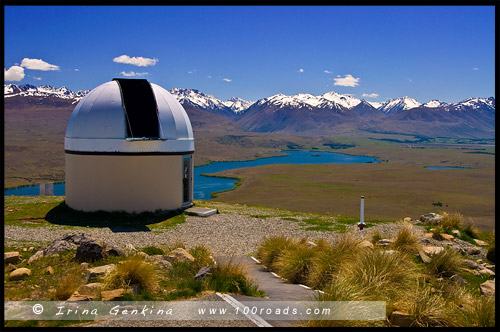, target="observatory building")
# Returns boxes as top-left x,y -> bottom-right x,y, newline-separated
64,78 -> 194,213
